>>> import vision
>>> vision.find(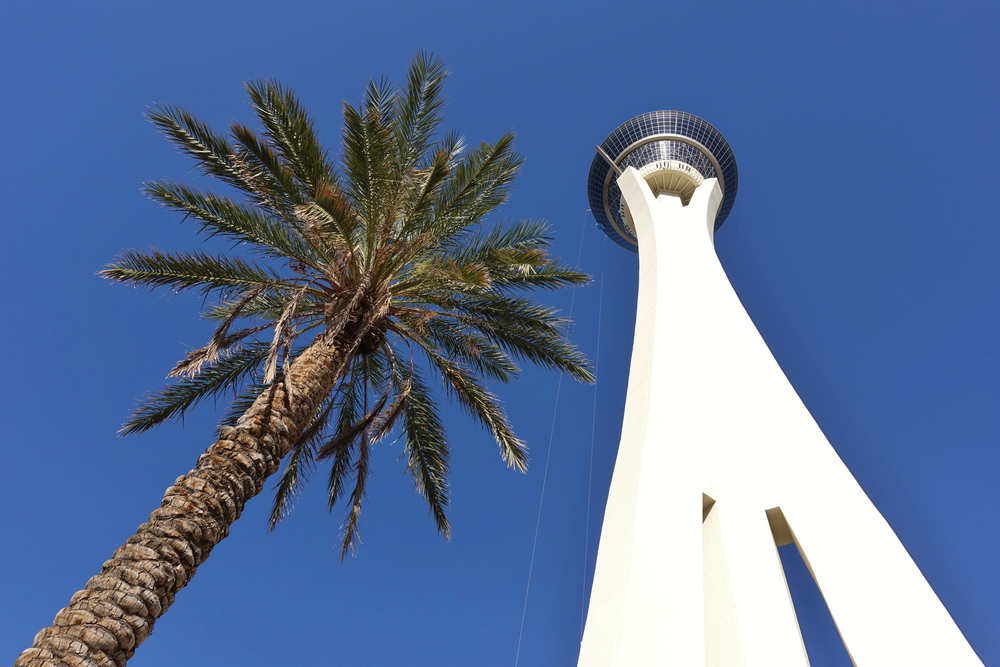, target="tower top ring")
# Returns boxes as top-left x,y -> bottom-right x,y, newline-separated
587,111 -> 739,251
